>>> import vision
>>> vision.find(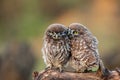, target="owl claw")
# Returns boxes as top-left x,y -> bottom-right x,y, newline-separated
45,64 -> 53,70
59,67 -> 63,72
56,65 -> 63,72
45,67 -> 51,70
